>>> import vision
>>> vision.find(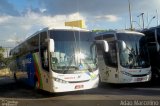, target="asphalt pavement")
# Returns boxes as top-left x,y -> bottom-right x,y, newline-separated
0,77 -> 160,106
